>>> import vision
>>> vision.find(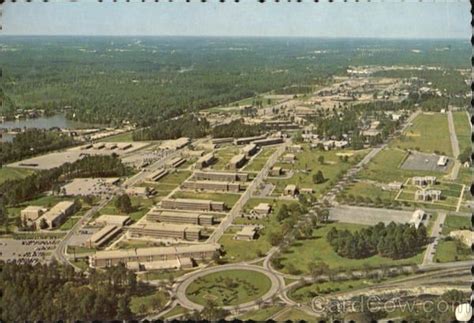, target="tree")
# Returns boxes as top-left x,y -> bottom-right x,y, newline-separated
268,230 -> 284,246
313,170 -> 325,184
318,155 -> 325,164
115,194 -> 133,214
39,218 -> 48,230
